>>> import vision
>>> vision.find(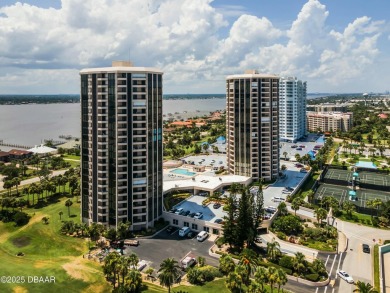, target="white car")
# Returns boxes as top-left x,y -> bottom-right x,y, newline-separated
194,212 -> 203,219
337,270 -> 354,284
